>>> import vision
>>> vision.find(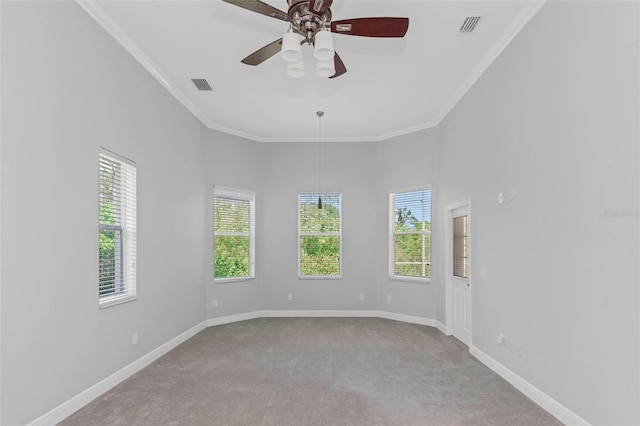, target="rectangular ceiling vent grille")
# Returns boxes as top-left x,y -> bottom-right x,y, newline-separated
191,78 -> 213,91
459,16 -> 481,33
